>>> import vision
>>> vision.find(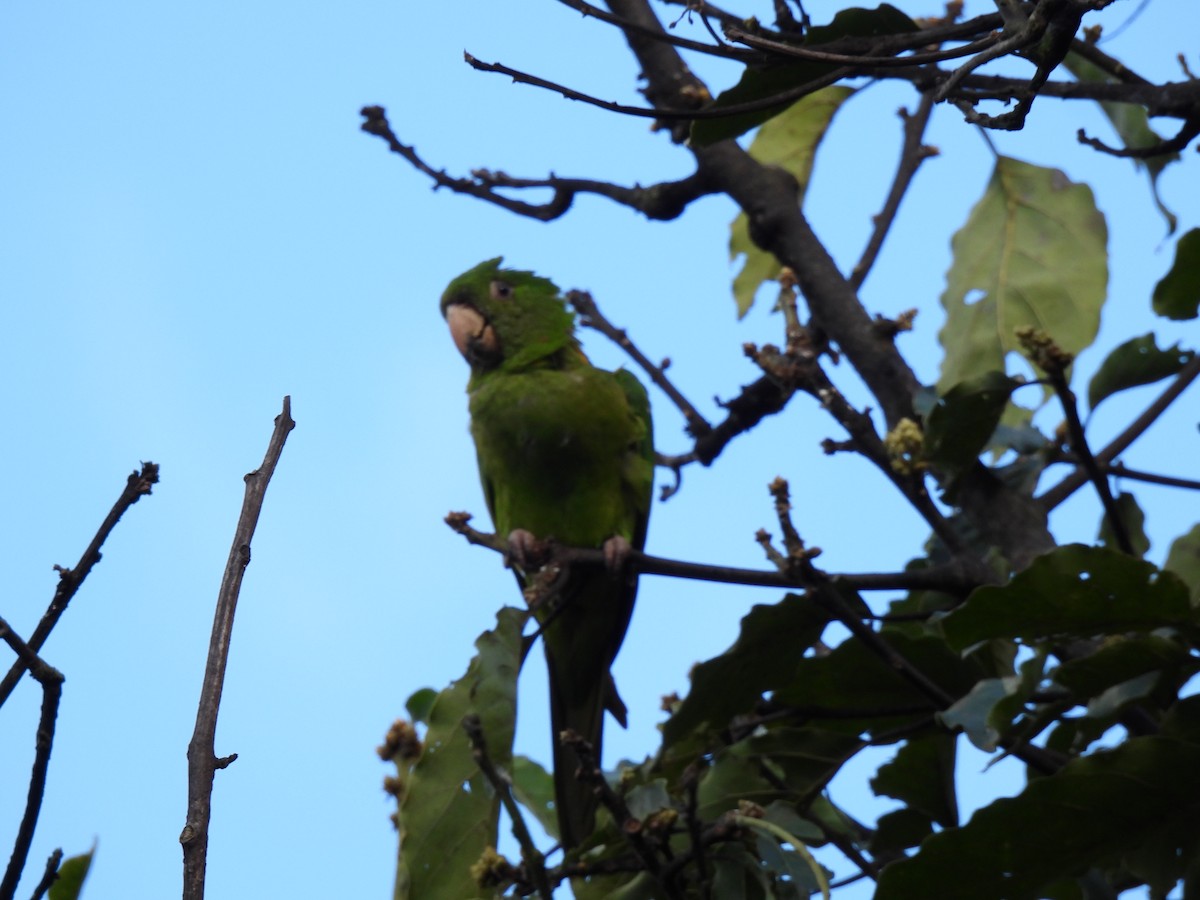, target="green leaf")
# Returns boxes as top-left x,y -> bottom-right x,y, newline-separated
923,371 -> 1022,472
870,808 -> 934,855
728,87 -> 854,317
664,593 -> 832,752
1052,634 -> 1188,700
938,676 -> 1020,751
1164,523 -> 1200,603
625,779 -> 672,821
1153,228 -> 1200,320
939,545 -> 1196,653
772,630 -> 978,733
691,5 -> 913,146
1063,53 -> 1179,233
875,733 -> 1200,899
510,754 -> 557,838
870,733 -> 959,826
49,846 -> 95,900
395,607 -> 525,900
1097,492 -> 1150,559
1087,333 -> 1194,410
405,687 -> 438,724
938,157 -> 1108,390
